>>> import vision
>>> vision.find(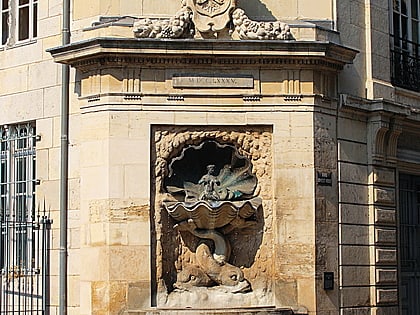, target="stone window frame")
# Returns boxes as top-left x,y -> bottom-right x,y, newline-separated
0,122 -> 37,271
1,0 -> 38,47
